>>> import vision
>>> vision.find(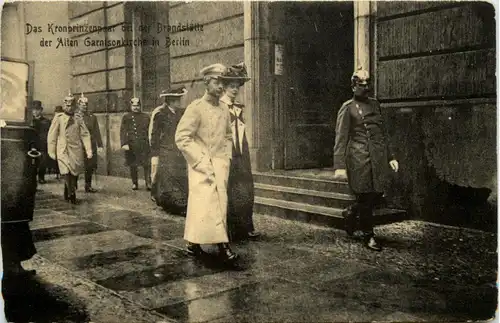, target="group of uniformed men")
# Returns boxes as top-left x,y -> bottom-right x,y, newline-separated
18,63 -> 398,279
41,62 -> 261,265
